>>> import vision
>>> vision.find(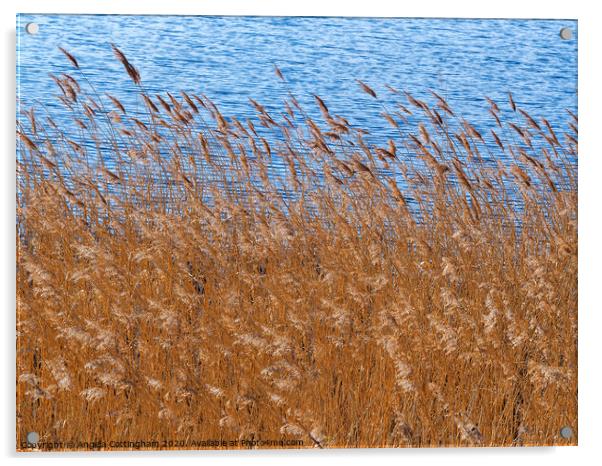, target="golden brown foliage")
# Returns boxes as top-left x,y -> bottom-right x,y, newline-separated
16,48 -> 577,450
